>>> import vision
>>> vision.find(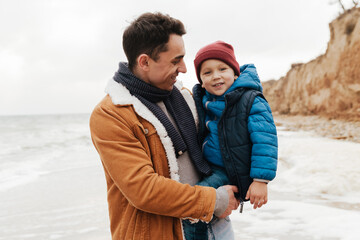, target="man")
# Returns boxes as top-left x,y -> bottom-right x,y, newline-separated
90,12 -> 238,239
